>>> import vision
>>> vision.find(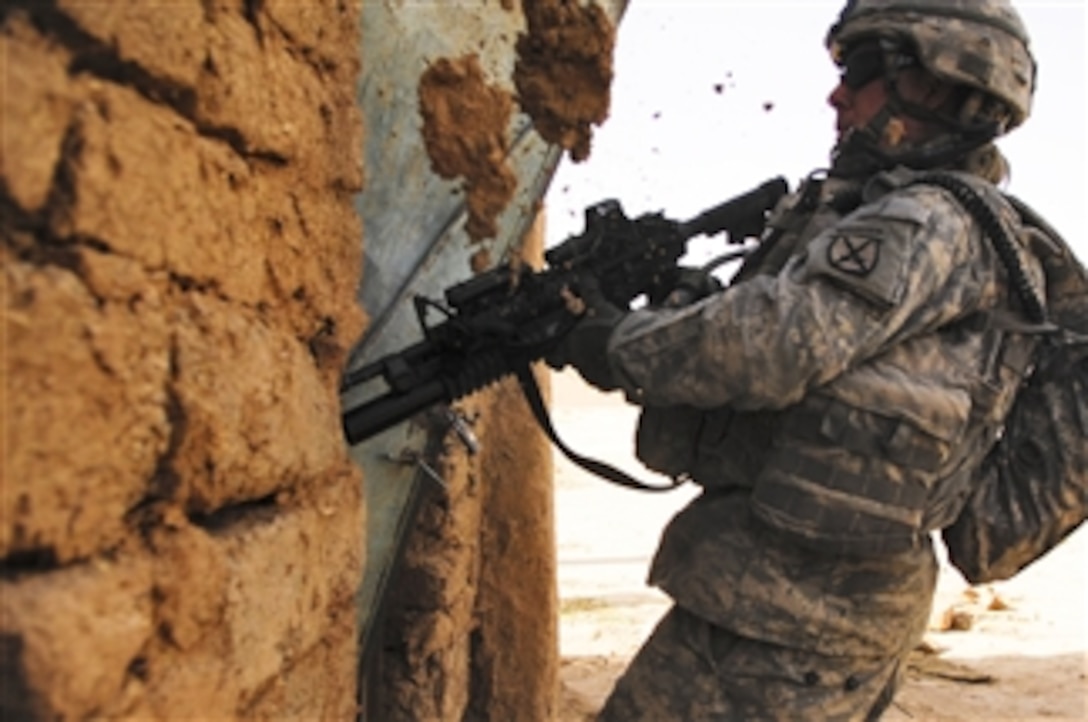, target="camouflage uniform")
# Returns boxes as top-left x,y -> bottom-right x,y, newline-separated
550,2 -> 1046,719
596,168 -> 1043,721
